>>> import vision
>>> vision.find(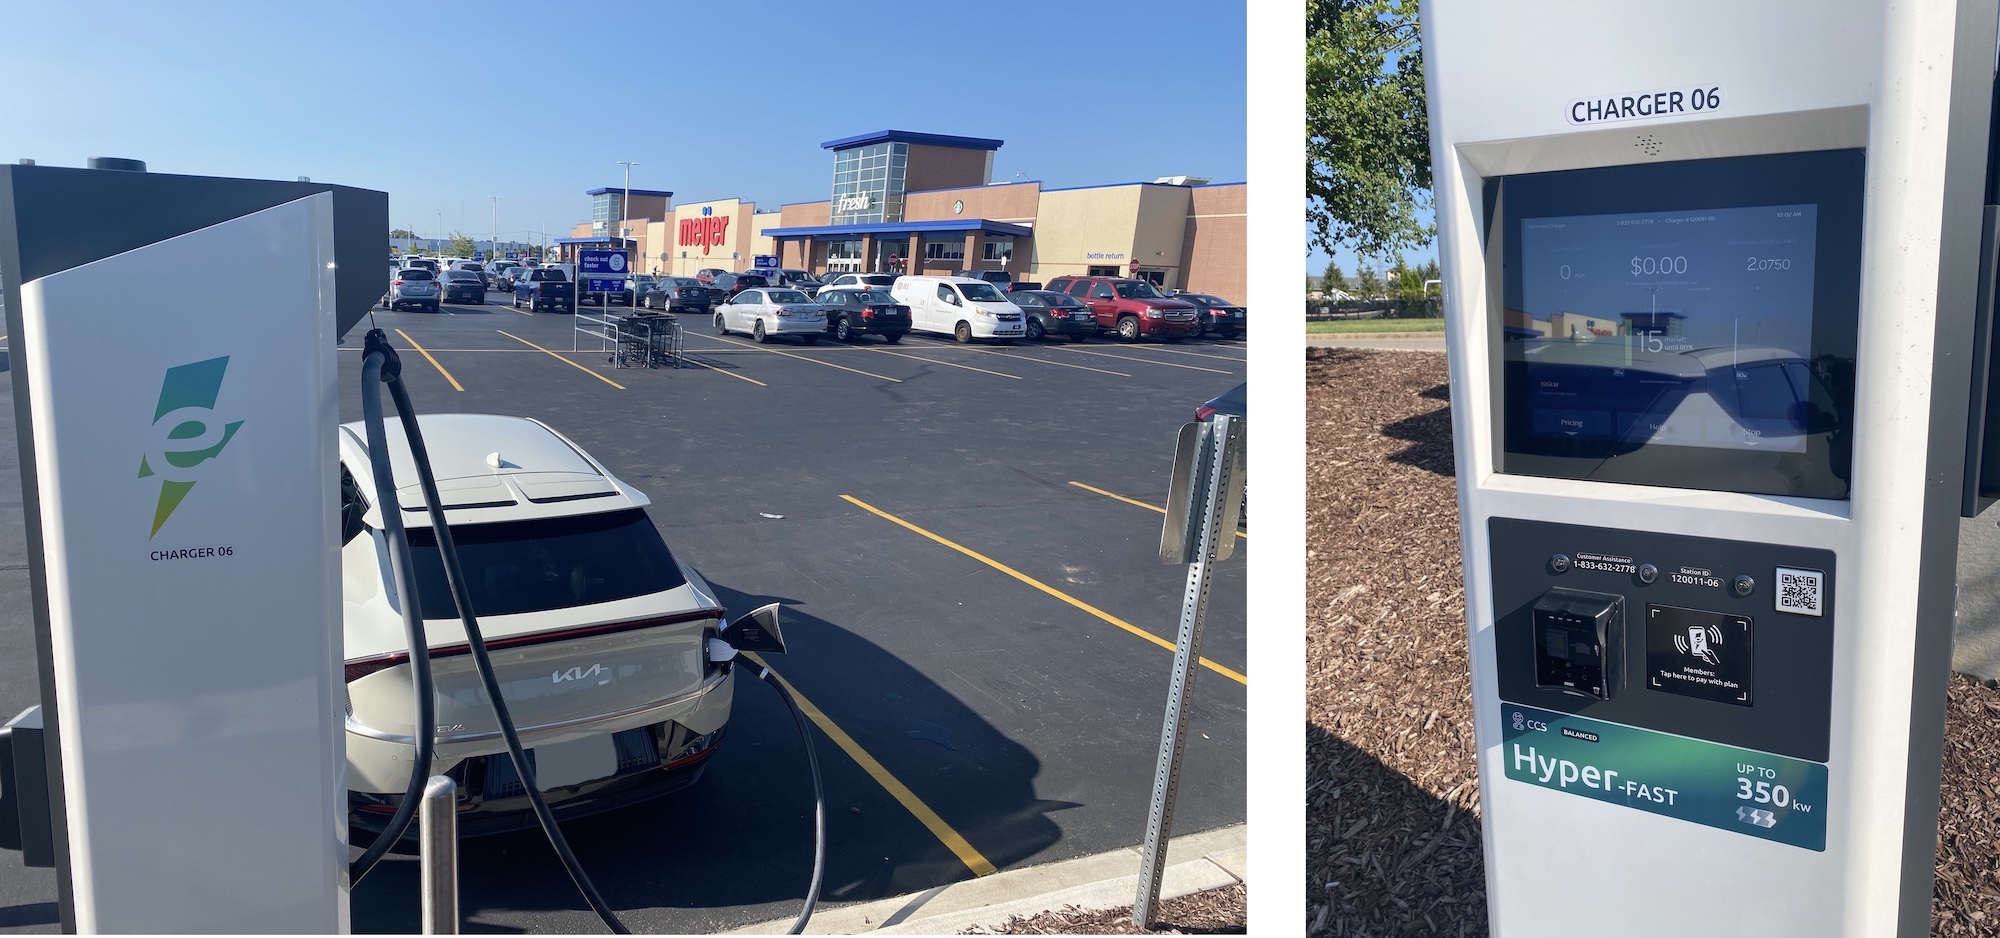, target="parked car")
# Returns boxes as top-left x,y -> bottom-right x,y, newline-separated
713,288 -> 825,344
513,267 -> 576,313
407,258 -> 440,276
1176,293 -> 1246,339
748,268 -> 824,297
383,268 -> 440,312
338,414 -> 734,837
889,275 -> 1026,344
1008,289 -> 1098,342
626,274 -> 658,305
822,272 -> 897,291
643,276 -> 713,313
439,269 -> 487,305
695,268 -> 728,285
1044,275 -> 1198,343
453,261 -> 485,273
709,272 -> 769,299
500,265 -> 528,290
484,260 -> 518,290
953,270 -> 1012,286
1001,281 -> 1043,294
812,287 -> 910,343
